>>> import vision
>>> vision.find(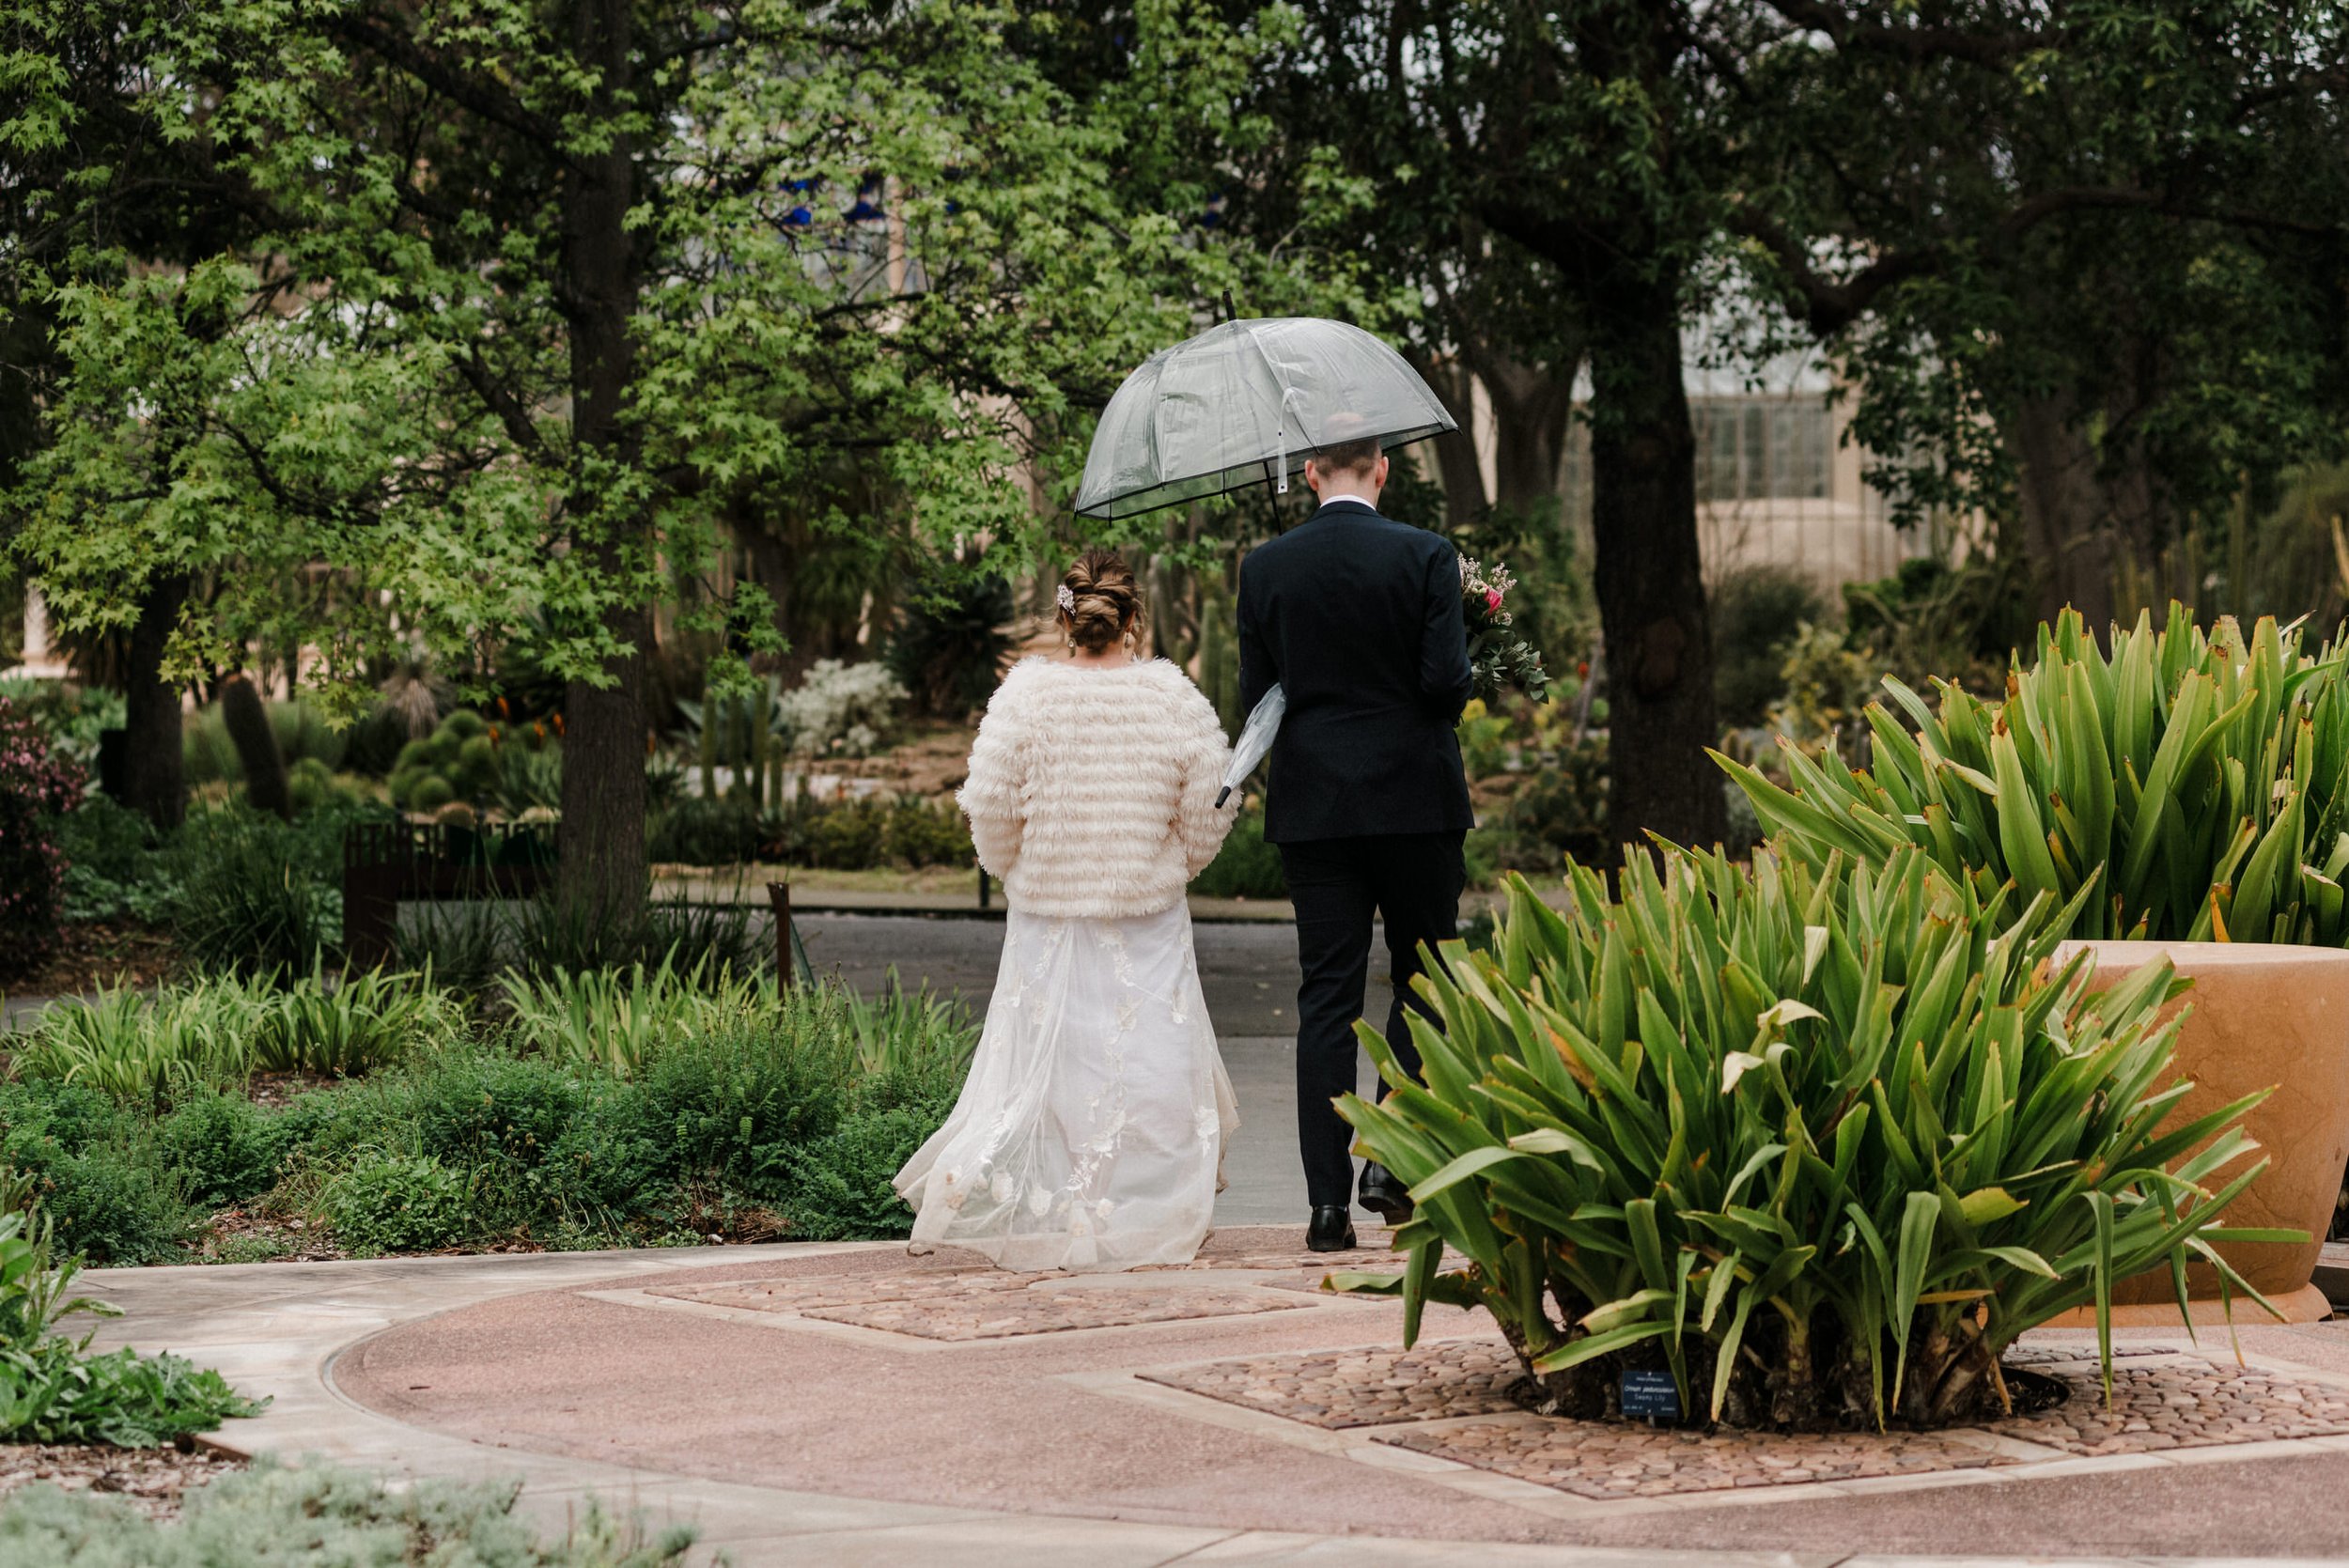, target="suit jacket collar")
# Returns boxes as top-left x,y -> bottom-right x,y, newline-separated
1310,496 -> 1379,520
